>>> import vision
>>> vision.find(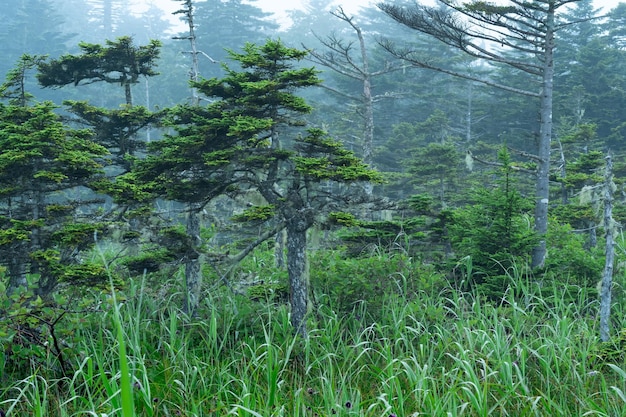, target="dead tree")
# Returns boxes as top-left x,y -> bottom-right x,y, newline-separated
600,153 -> 615,342
306,6 -> 403,170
